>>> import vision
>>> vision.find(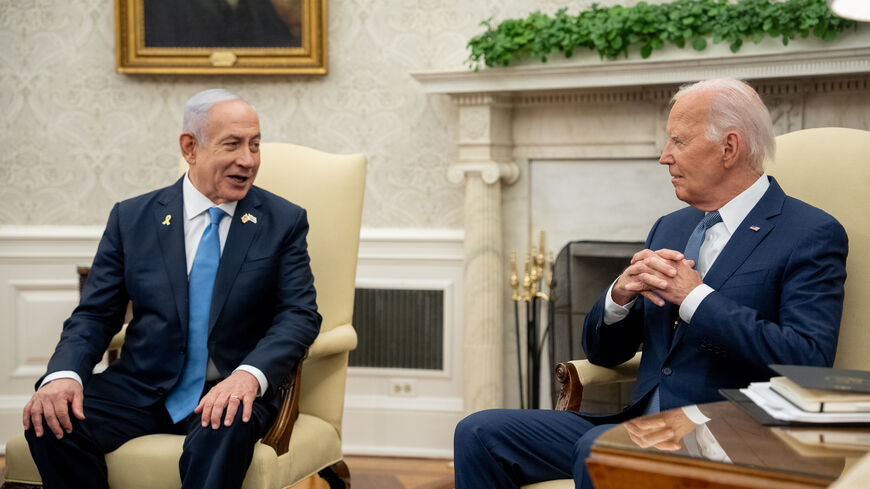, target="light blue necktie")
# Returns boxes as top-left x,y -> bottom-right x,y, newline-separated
644,210 -> 722,416
165,207 -> 225,423
683,210 -> 722,268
